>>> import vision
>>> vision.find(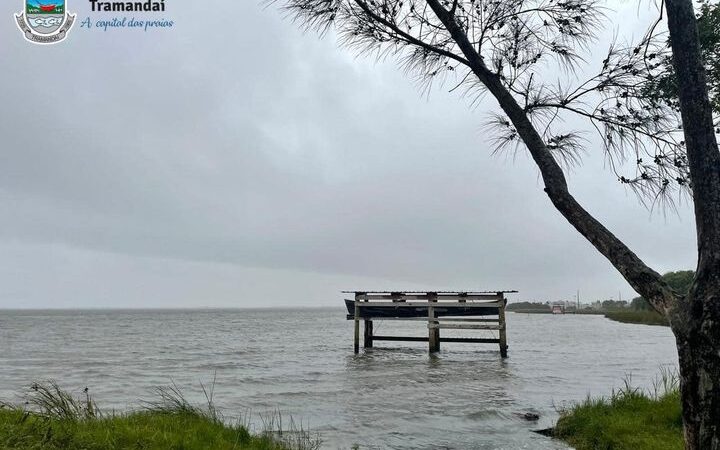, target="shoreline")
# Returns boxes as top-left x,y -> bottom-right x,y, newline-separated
510,309 -> 669,326
552,380 -> 682,450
